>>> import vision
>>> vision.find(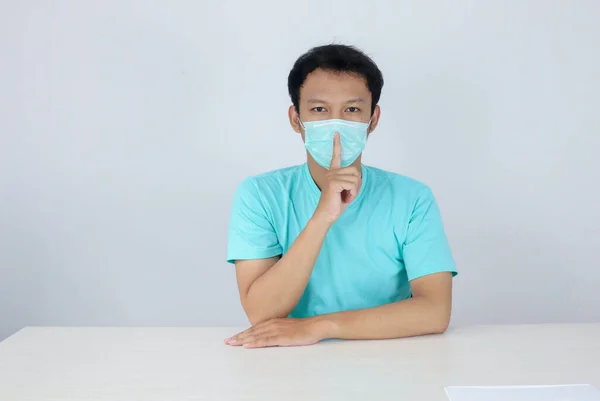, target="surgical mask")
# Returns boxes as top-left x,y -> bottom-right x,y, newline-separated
299,118 -> 370,169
